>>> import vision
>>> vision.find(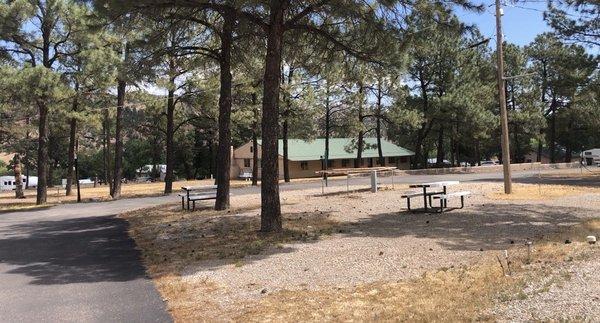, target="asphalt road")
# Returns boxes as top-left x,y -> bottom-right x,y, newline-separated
0,196 -> 173,323
0,167 -> 585,322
